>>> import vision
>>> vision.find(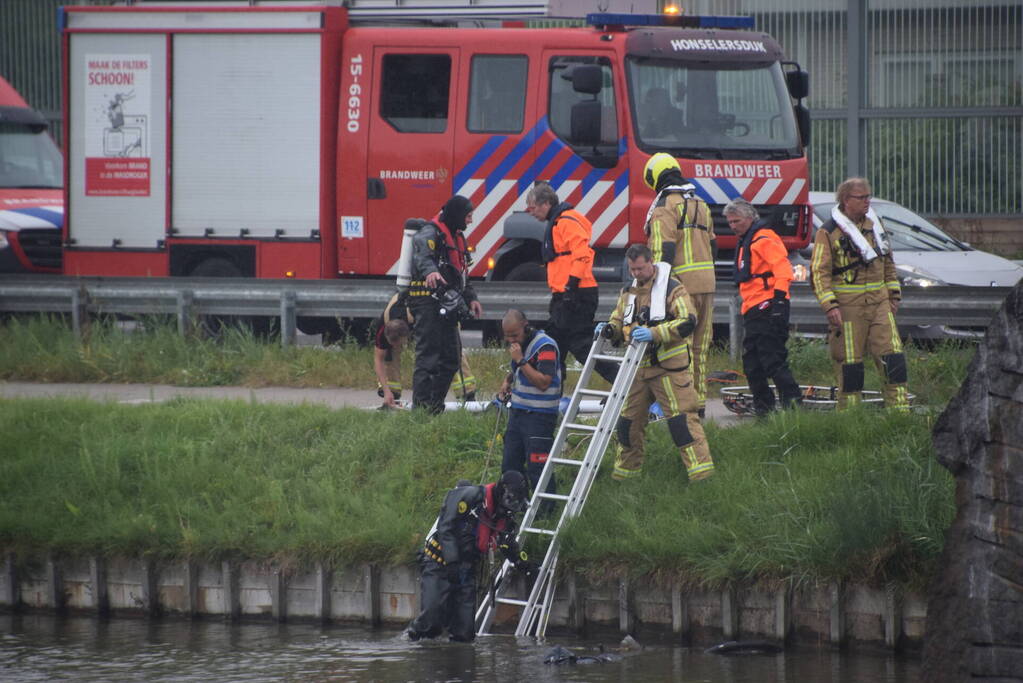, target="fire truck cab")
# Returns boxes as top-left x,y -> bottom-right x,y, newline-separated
339,12 -> 811,285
